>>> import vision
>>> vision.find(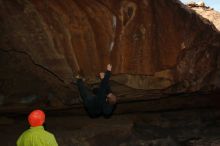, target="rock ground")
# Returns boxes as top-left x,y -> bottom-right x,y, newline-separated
1,104 -> 220,145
